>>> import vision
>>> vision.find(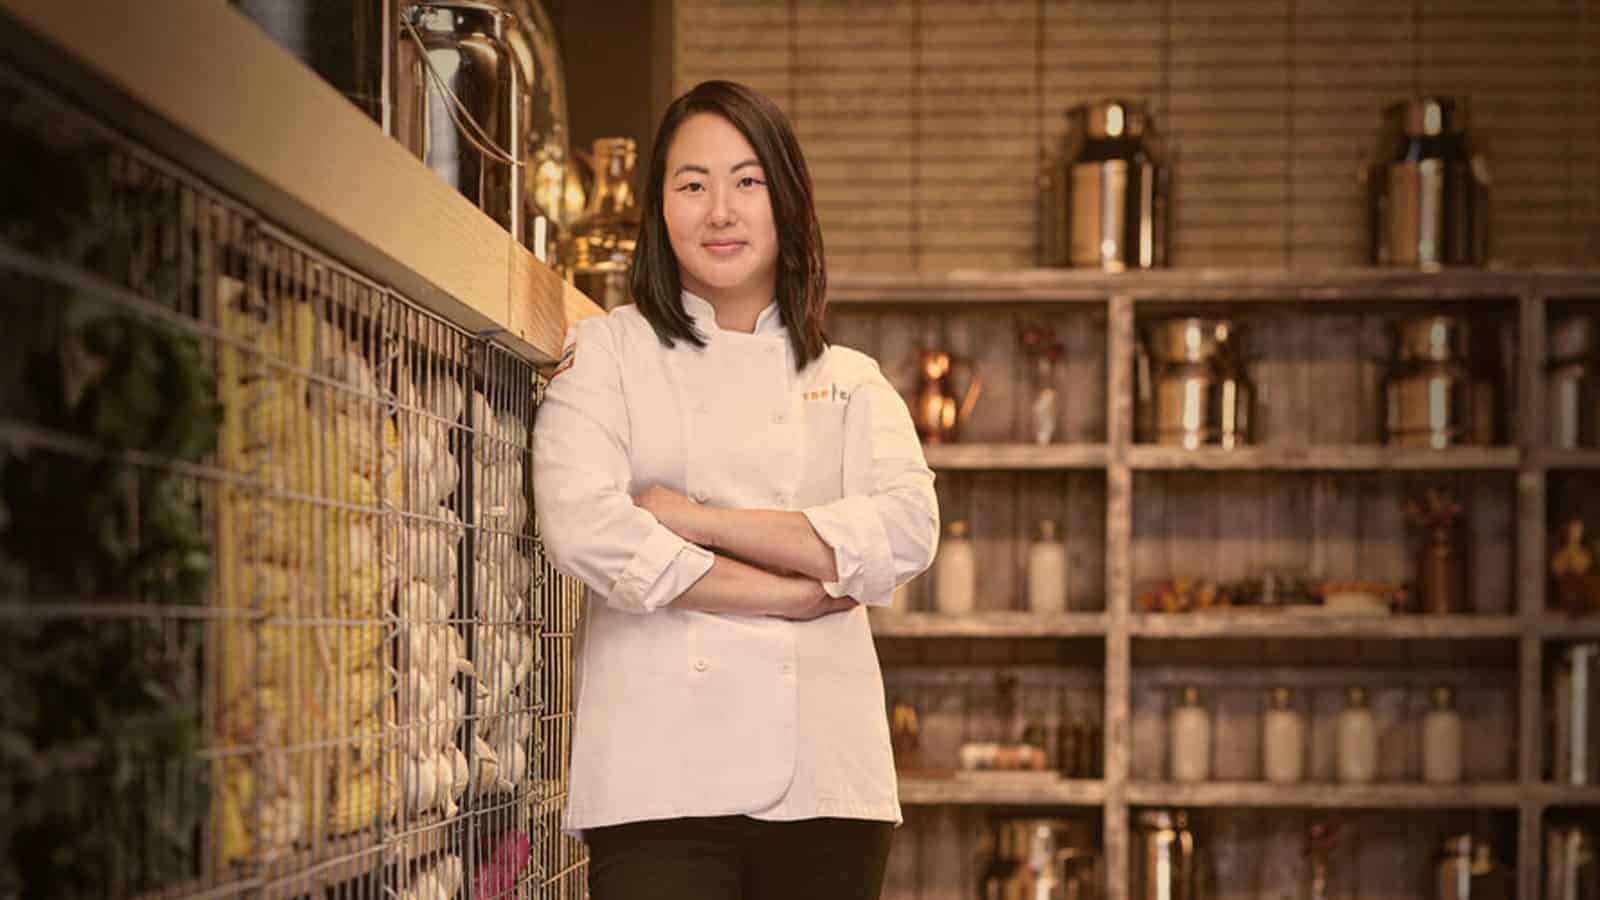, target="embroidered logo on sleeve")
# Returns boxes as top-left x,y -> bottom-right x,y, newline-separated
550,340 -> 576,380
